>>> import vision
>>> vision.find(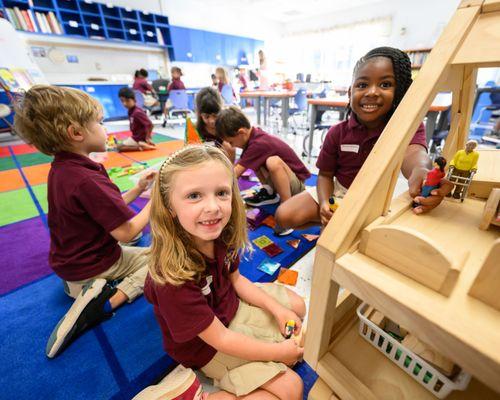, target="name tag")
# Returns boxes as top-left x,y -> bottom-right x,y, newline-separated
341,144 -> 359,153
201,275 -> 213,296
